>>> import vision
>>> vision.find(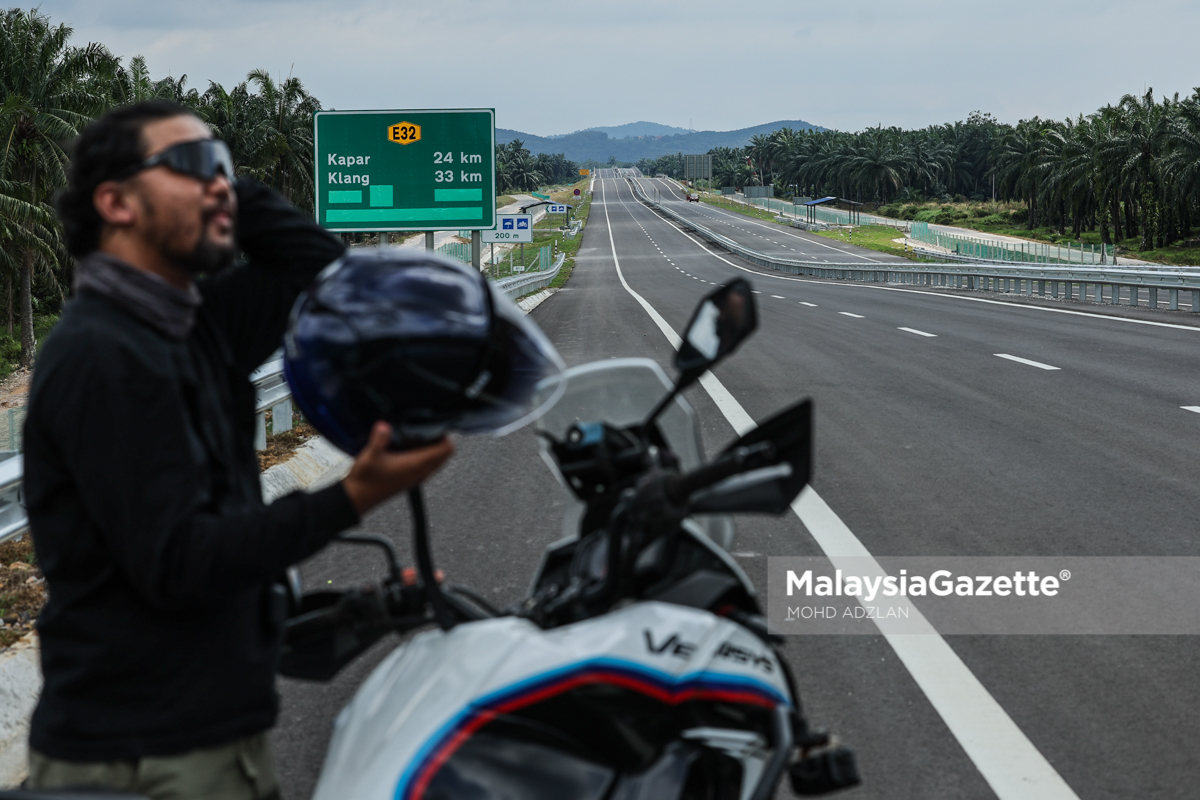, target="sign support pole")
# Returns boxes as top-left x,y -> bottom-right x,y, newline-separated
425,232 -> 435,252
471,230 -> 481,271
